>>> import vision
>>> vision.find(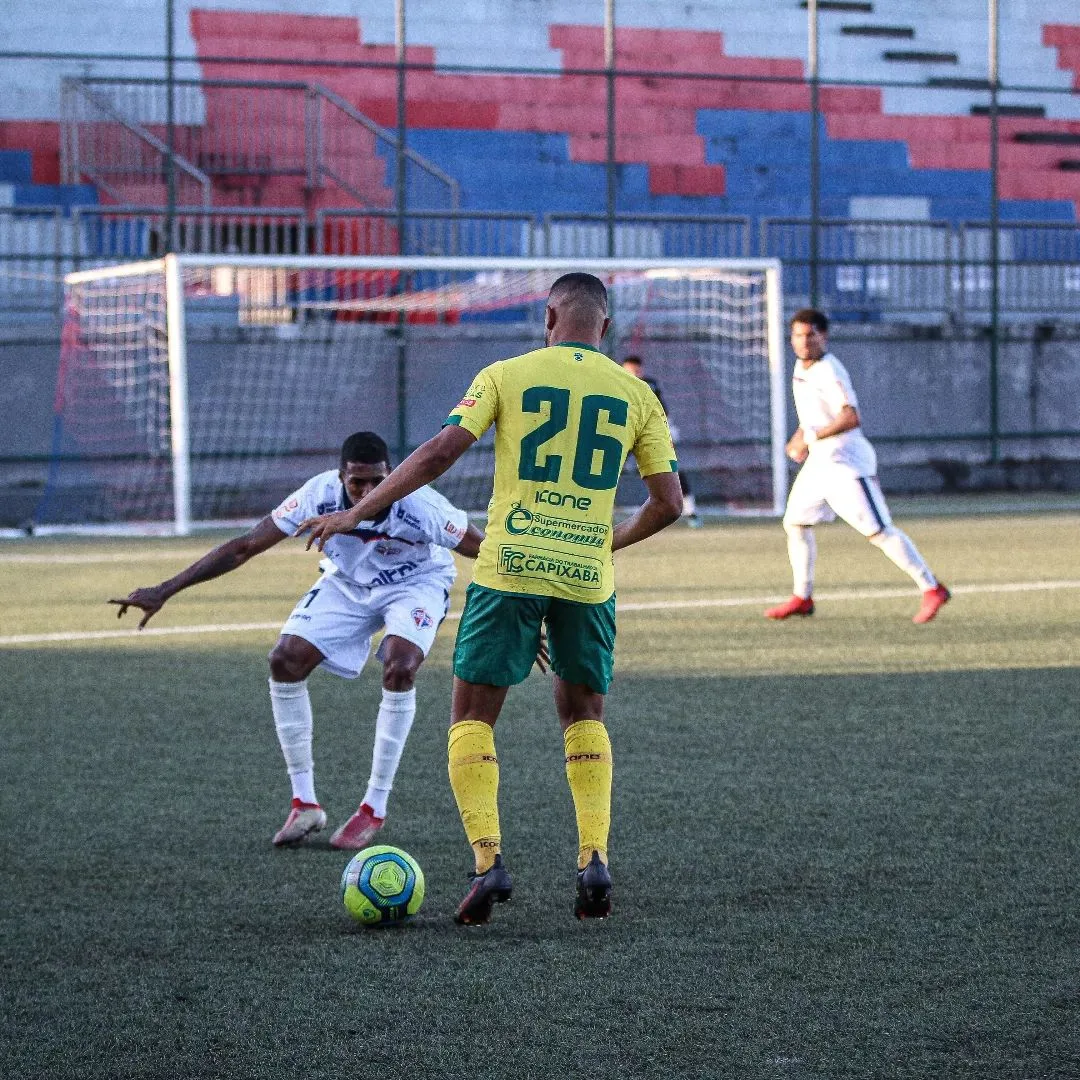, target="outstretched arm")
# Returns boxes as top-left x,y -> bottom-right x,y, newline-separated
298,425 -> 477,551
611,471 -> 682,552
454,522 -> 485,559
108,516 -> 287,628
